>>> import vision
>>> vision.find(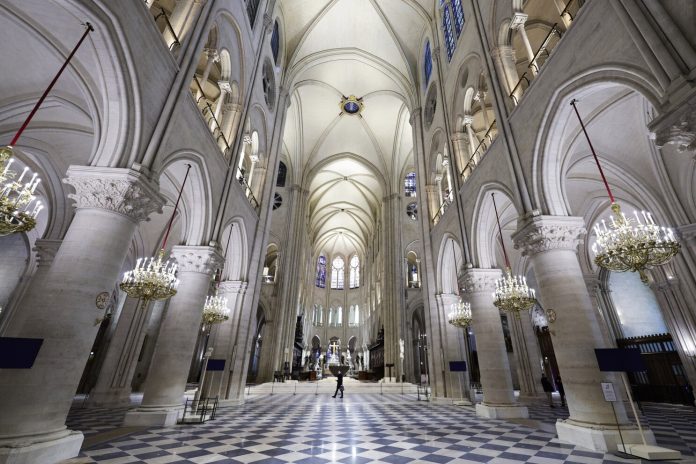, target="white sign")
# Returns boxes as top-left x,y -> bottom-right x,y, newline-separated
601,382 -> 617,402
